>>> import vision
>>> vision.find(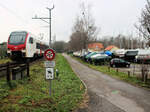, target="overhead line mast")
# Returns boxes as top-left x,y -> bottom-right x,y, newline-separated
32,5 -> 54,48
